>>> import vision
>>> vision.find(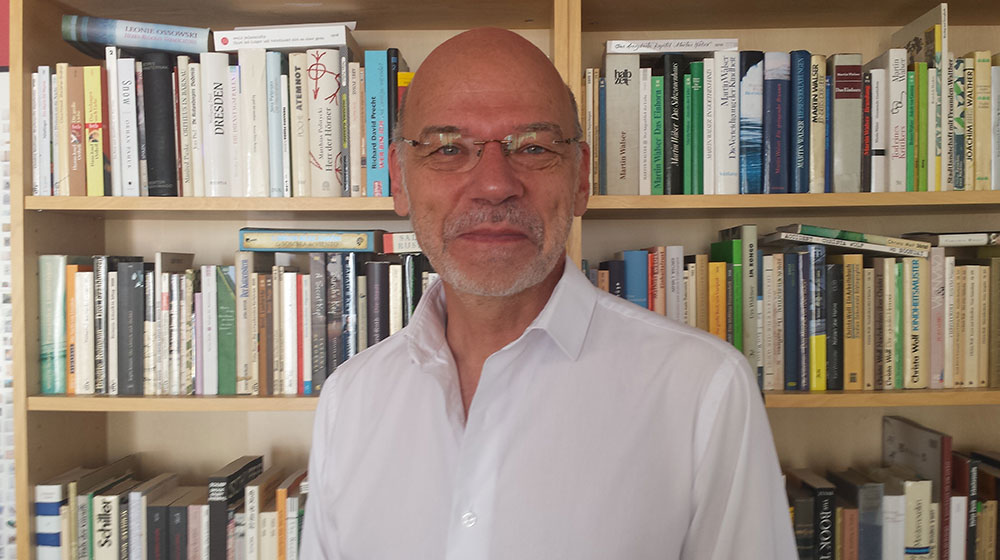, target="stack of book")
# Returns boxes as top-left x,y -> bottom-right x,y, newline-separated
37,229 -> 431,397
588,4 -> 1000,196
591,224 -> 1000,392
31,16 -> 410,198
33,454 -> 312,560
